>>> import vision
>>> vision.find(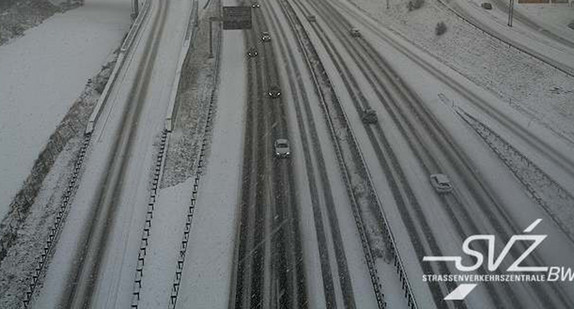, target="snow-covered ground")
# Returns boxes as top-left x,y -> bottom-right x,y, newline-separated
516,3 -> 574,34
174,27 -> 245,308
448,0 -> 574,72
0,0 -> 62,45
0,0 -> 132,221
0,134 -> 83,308
345,0 -> 574,142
